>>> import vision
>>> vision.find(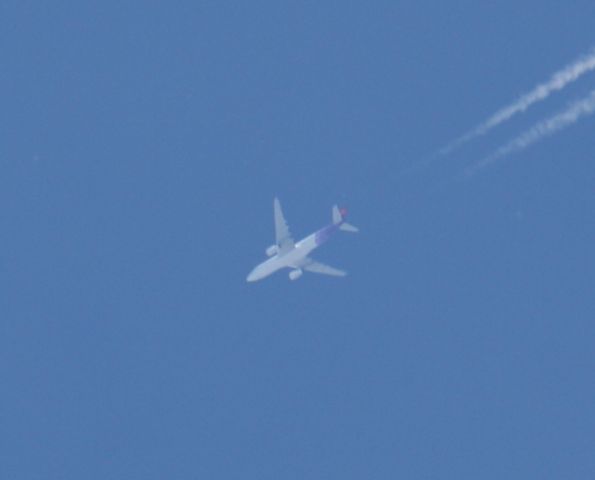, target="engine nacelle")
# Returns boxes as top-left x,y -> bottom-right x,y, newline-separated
265,245 -> 278,257
289,269 -> 303,281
